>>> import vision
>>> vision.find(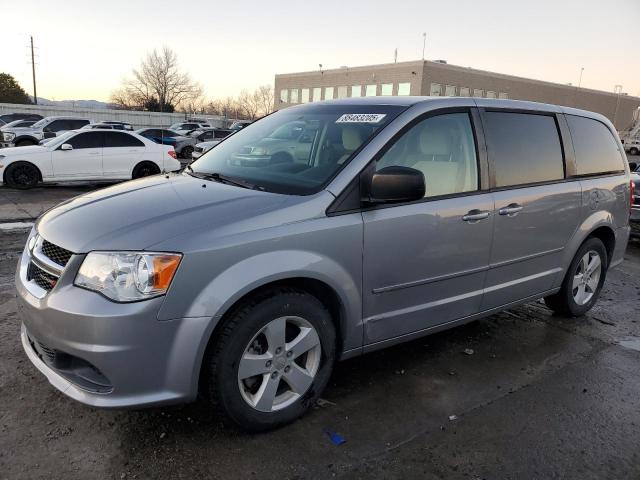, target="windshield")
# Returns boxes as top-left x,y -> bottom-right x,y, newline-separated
189,104 -> 406,195
45,130 -> 76,148
32,118 -> 48,129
